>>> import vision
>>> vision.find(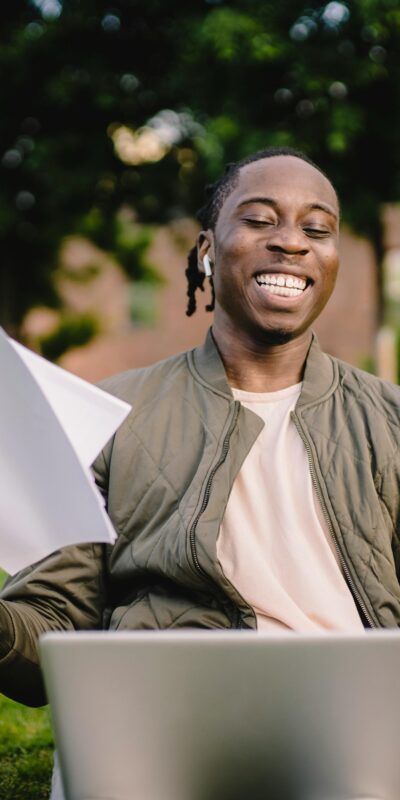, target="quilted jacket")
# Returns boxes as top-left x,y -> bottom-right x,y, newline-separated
0,330 -> 400,706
